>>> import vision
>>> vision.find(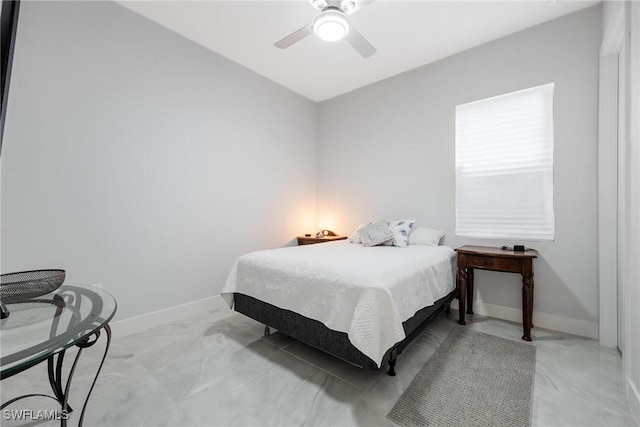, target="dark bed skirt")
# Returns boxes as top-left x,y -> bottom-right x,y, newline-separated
233,290 -> 457,370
